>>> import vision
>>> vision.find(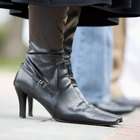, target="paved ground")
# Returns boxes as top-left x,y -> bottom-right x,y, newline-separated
0,70 -> 140,140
